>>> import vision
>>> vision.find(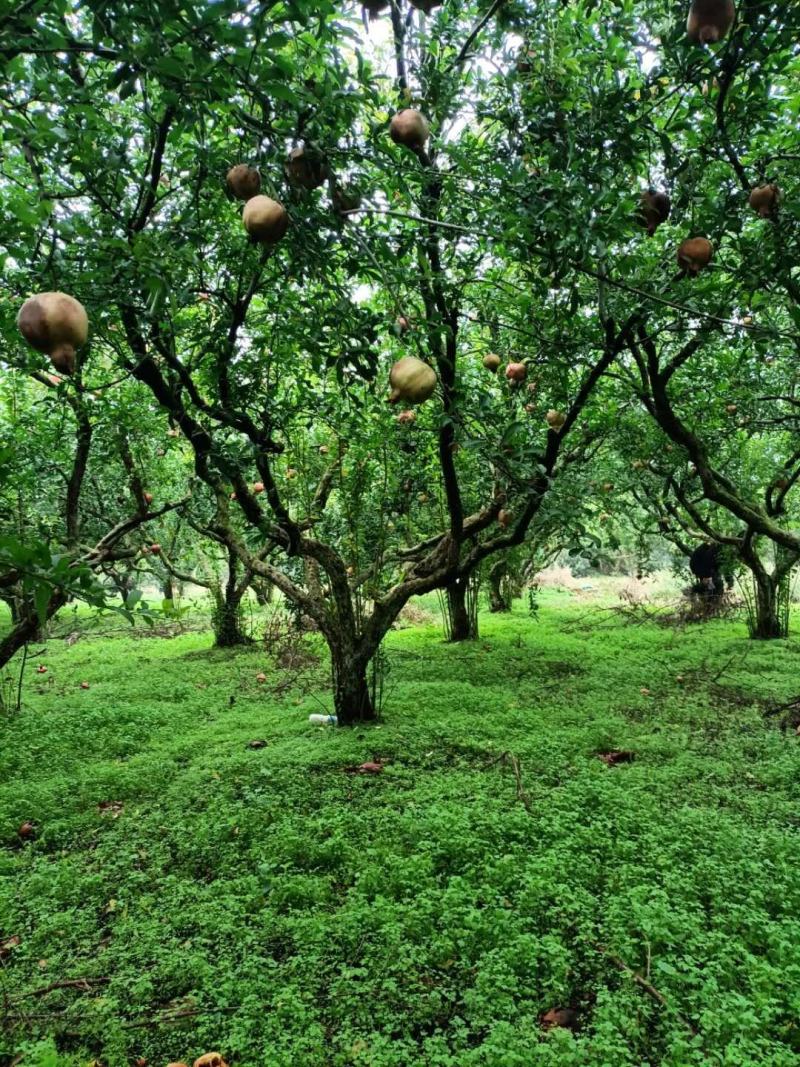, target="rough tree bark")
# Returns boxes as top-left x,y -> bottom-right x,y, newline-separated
751,572 -> 784,639
212,547 -> 251,647
488,560 -> 511,613
331,645 -> 375,724
446,578 -> 477,641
